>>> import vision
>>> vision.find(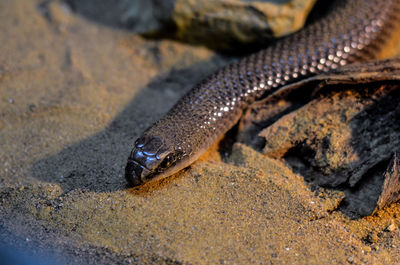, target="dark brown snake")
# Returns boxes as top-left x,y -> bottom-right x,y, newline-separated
125,0 -> 400,186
